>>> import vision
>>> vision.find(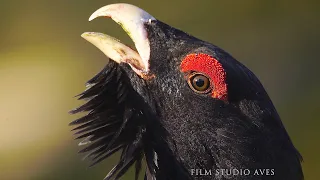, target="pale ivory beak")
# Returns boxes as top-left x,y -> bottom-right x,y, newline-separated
81,3 -> 156,75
